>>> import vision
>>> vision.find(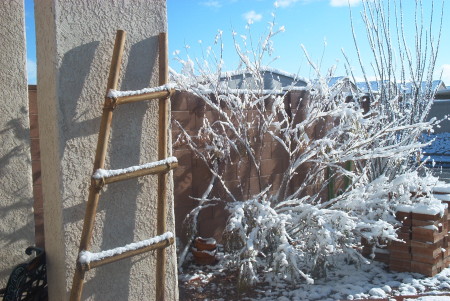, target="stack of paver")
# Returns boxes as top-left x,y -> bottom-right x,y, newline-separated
410,208 -> 447,276
388,210 -> 412,273
364,186 -> 450,277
